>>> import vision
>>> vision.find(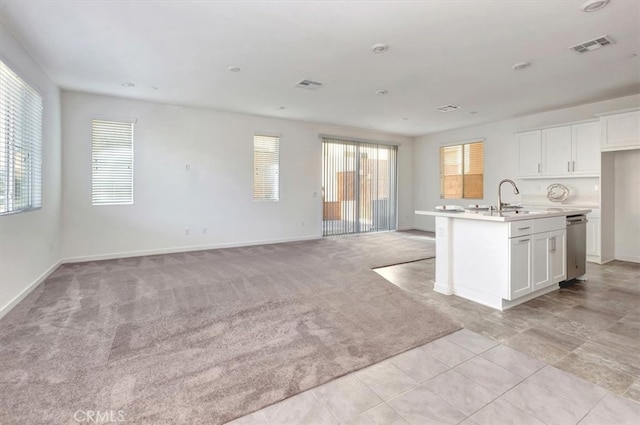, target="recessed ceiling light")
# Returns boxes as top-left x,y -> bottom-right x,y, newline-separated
228,66 -> 241,72
469,111 -> 478,115
151,86 -> 158,90
276,106 -> 285,110
512,62 -> 531,71
122,82 -> 135,87
375,89 -> 388,96
402,117 -> 408,121
581,0 -> 610,12
371,43 -> 389,54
